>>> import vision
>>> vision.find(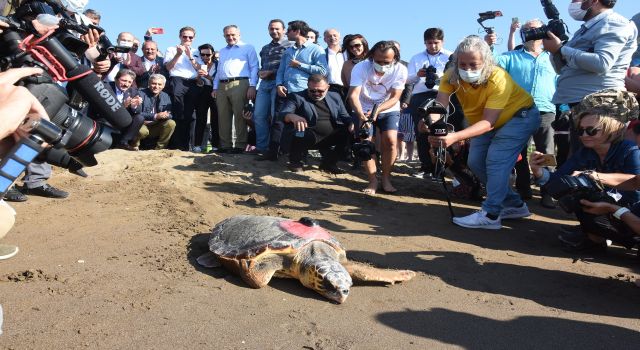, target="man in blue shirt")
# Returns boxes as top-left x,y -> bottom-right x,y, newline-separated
494,19 -> 558,207
263,20 -> 327,159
